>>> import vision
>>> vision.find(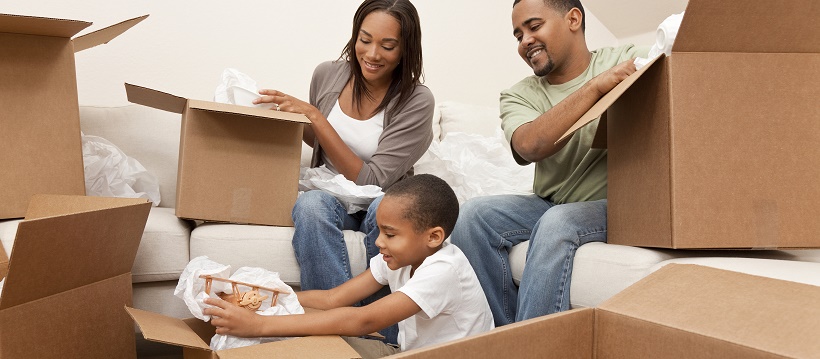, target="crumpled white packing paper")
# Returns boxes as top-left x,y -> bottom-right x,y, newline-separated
414,130 -> 534,204
299,166 -> 384,214
634,12 -> 685,70
174,256 -> 304,351
82,133 -> 161,205
213,68 -> 271,109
